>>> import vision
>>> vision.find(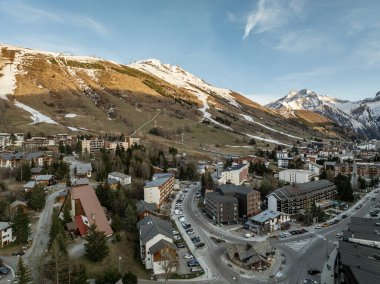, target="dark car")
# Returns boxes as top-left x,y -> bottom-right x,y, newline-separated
0,266 -> 10,275
195,242 -> 205,248
187,260 -> 200,267
300,228 -> 308,233
176,243 -> 186,249
341,214 -> 348,219
308,269 -> 321,275
11,250 -> 25,256
290,231 -> 297,235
